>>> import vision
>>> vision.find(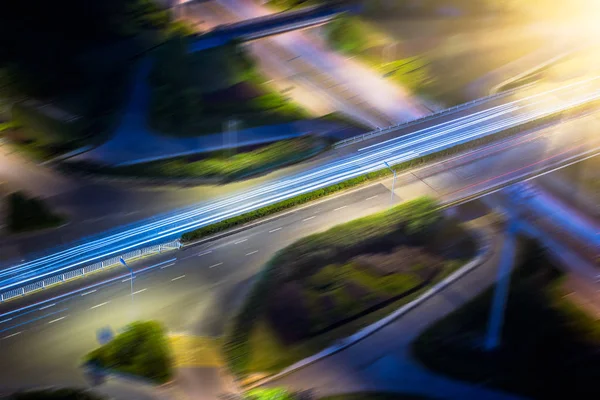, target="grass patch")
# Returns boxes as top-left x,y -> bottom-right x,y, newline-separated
223,197 -> 475,377
0,120 -> 19,132
85,320 -> 173,384
180,101 -> 594,244
412,240 -> 600,398
64,136 -> 326,181
149,39 -> 308,136
323,15 -> 433,97
6,191 -> 66,234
